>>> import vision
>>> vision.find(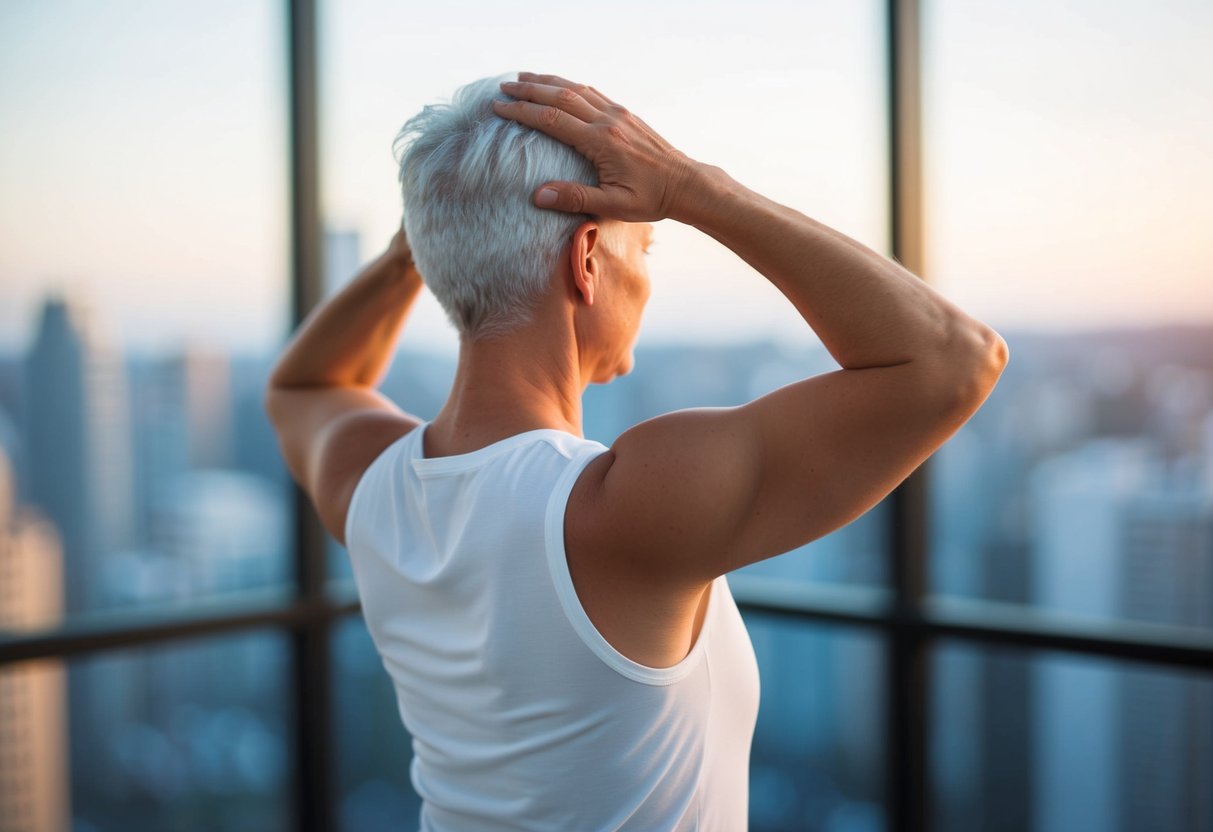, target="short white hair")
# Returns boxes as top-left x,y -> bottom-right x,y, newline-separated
393,73 -> 598,339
